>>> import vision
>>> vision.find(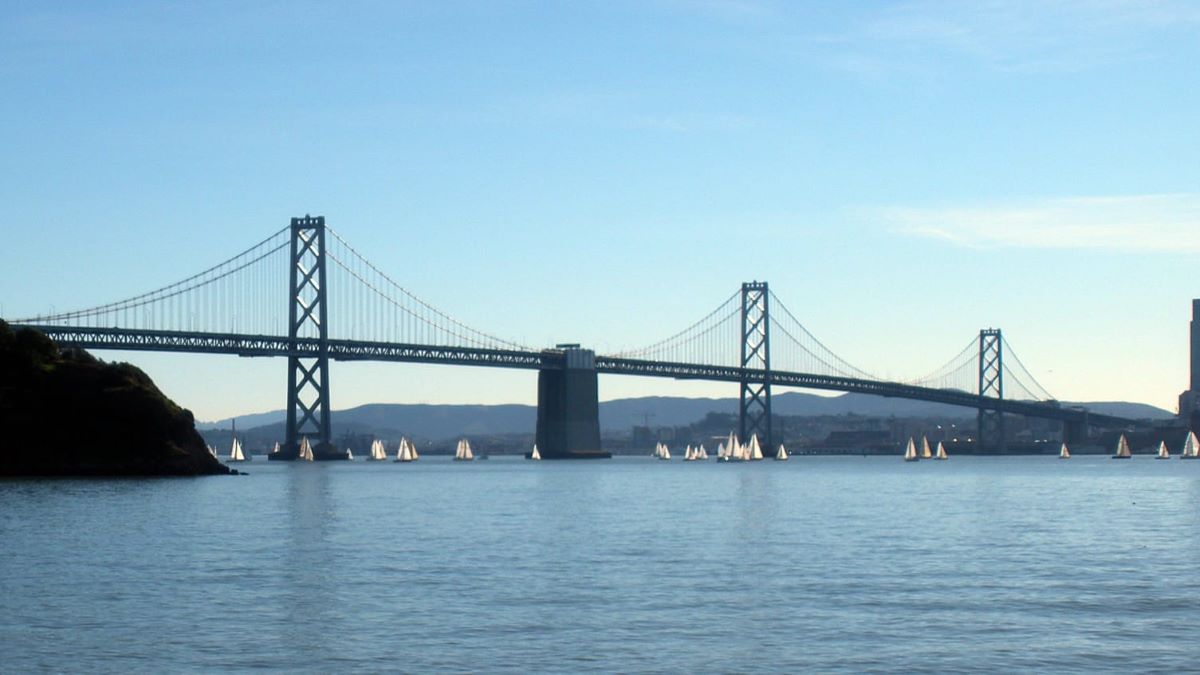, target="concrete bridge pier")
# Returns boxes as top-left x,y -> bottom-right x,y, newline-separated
536,346 -> 609,459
